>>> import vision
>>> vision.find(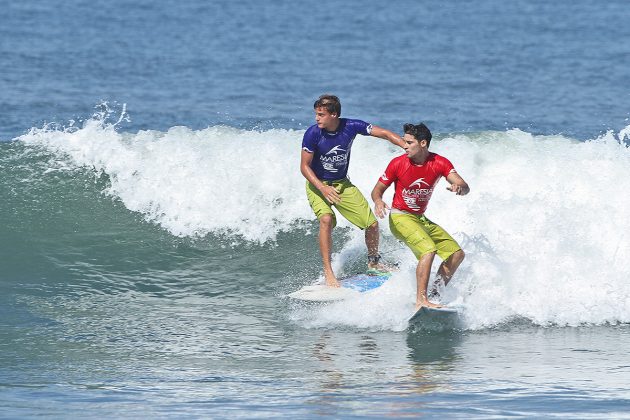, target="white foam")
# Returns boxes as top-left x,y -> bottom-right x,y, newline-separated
18,117 -> 313,242
292,127 -> 630,330
17,116 -> 630,328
